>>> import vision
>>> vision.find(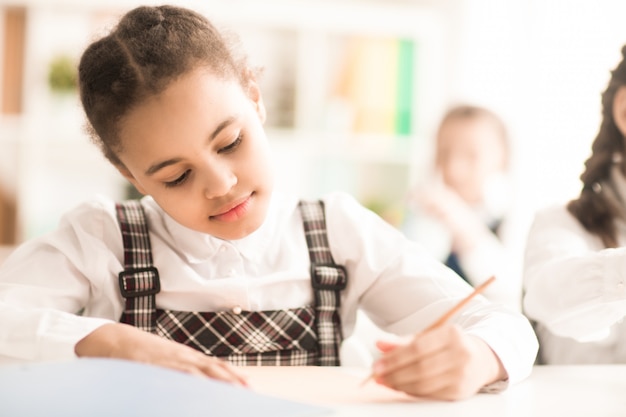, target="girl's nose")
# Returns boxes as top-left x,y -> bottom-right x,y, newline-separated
203,164 -> 238,199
